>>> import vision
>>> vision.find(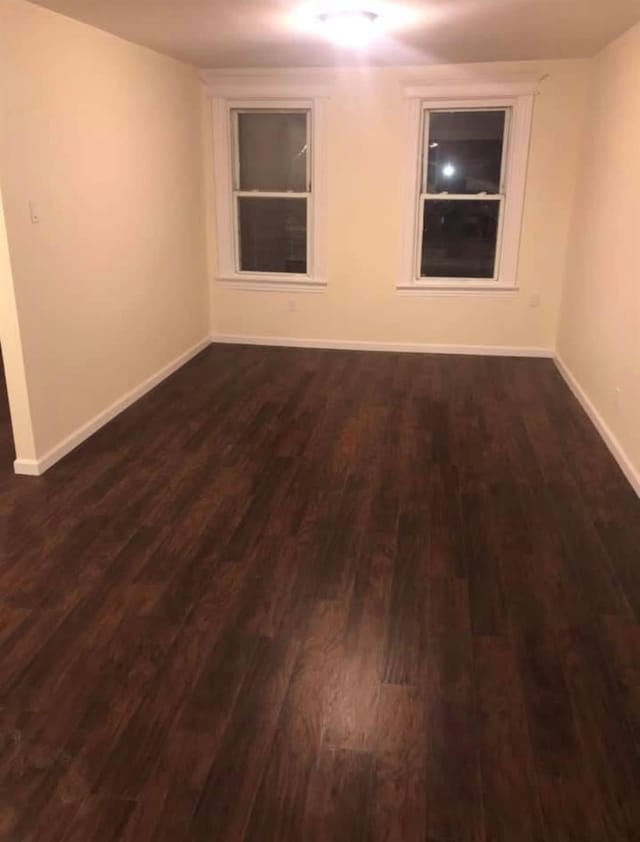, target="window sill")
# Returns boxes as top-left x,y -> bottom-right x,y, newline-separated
217,276 -> 327,293
397,283 -> 519,296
